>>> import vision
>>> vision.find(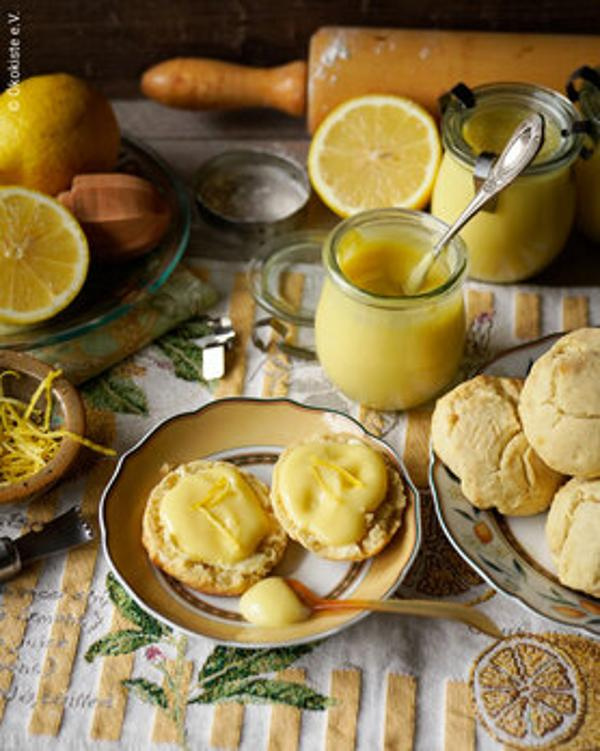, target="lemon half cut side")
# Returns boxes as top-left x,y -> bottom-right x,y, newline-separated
0,187 -> 89,324
308,94 -> 441,217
